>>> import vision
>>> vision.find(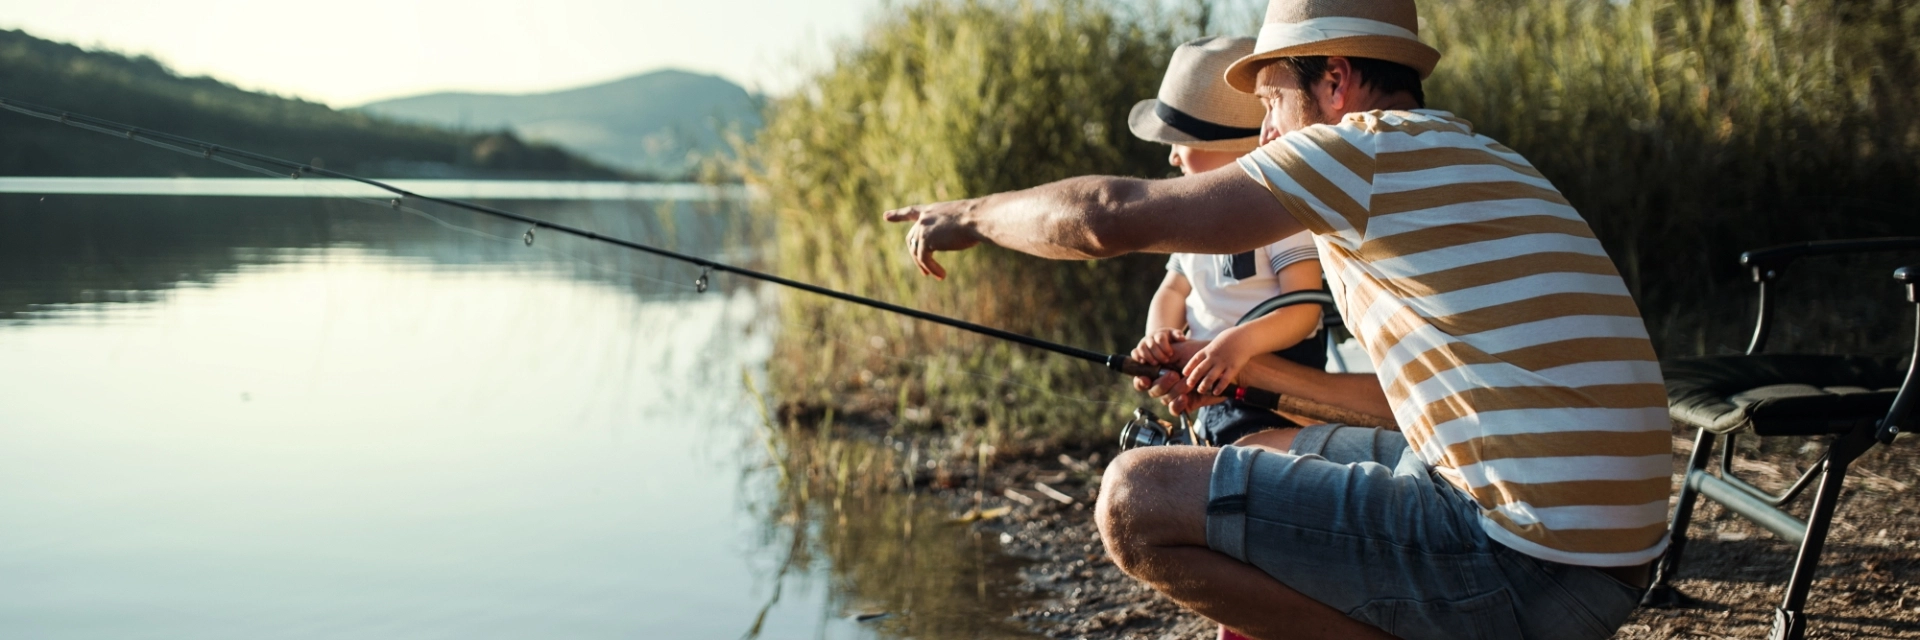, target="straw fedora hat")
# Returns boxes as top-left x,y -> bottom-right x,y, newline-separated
1223,0 -> 1442,94
1128,36 -> 1265,153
